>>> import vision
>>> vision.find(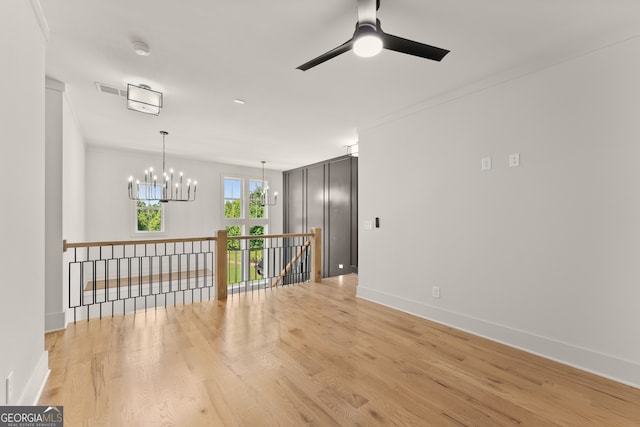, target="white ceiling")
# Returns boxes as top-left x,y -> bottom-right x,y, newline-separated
41,0 -> 640,171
